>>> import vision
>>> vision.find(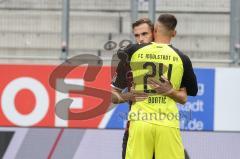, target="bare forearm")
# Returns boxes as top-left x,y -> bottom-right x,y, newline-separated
112,88 -> 148,104
167,88 -> 187,104
148,76 -> 187,104
112,90 -> 132,104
